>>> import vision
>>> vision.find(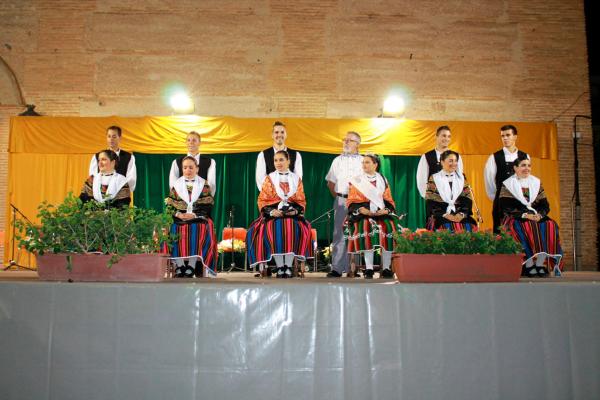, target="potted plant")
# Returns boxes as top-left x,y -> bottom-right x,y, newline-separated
392,229 -> 524,282
15,194 -> 173,282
